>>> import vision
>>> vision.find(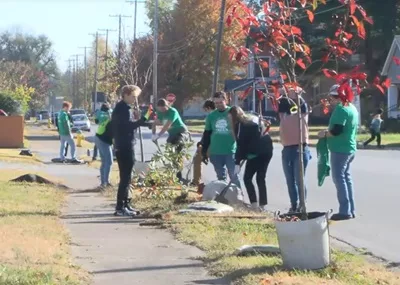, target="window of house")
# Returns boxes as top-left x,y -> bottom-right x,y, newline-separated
254,56 -> 270,78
